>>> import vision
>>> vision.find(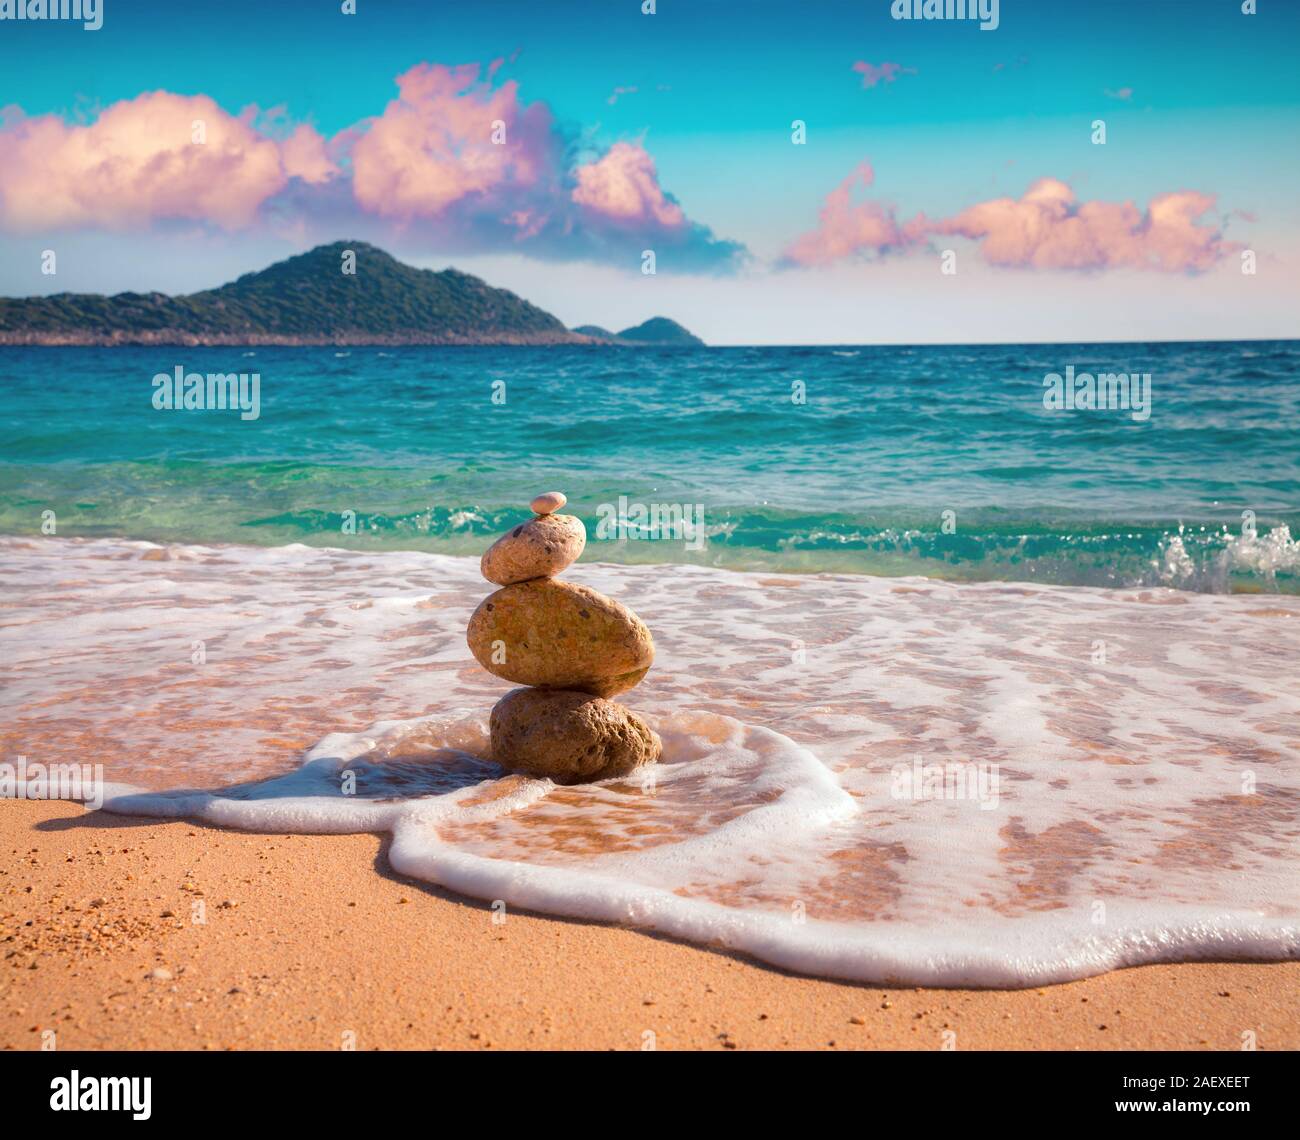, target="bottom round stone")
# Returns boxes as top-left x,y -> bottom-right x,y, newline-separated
489,688 -> 662,784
